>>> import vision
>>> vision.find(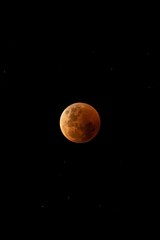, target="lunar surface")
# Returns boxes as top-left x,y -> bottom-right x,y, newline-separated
59,102 -> 101,143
